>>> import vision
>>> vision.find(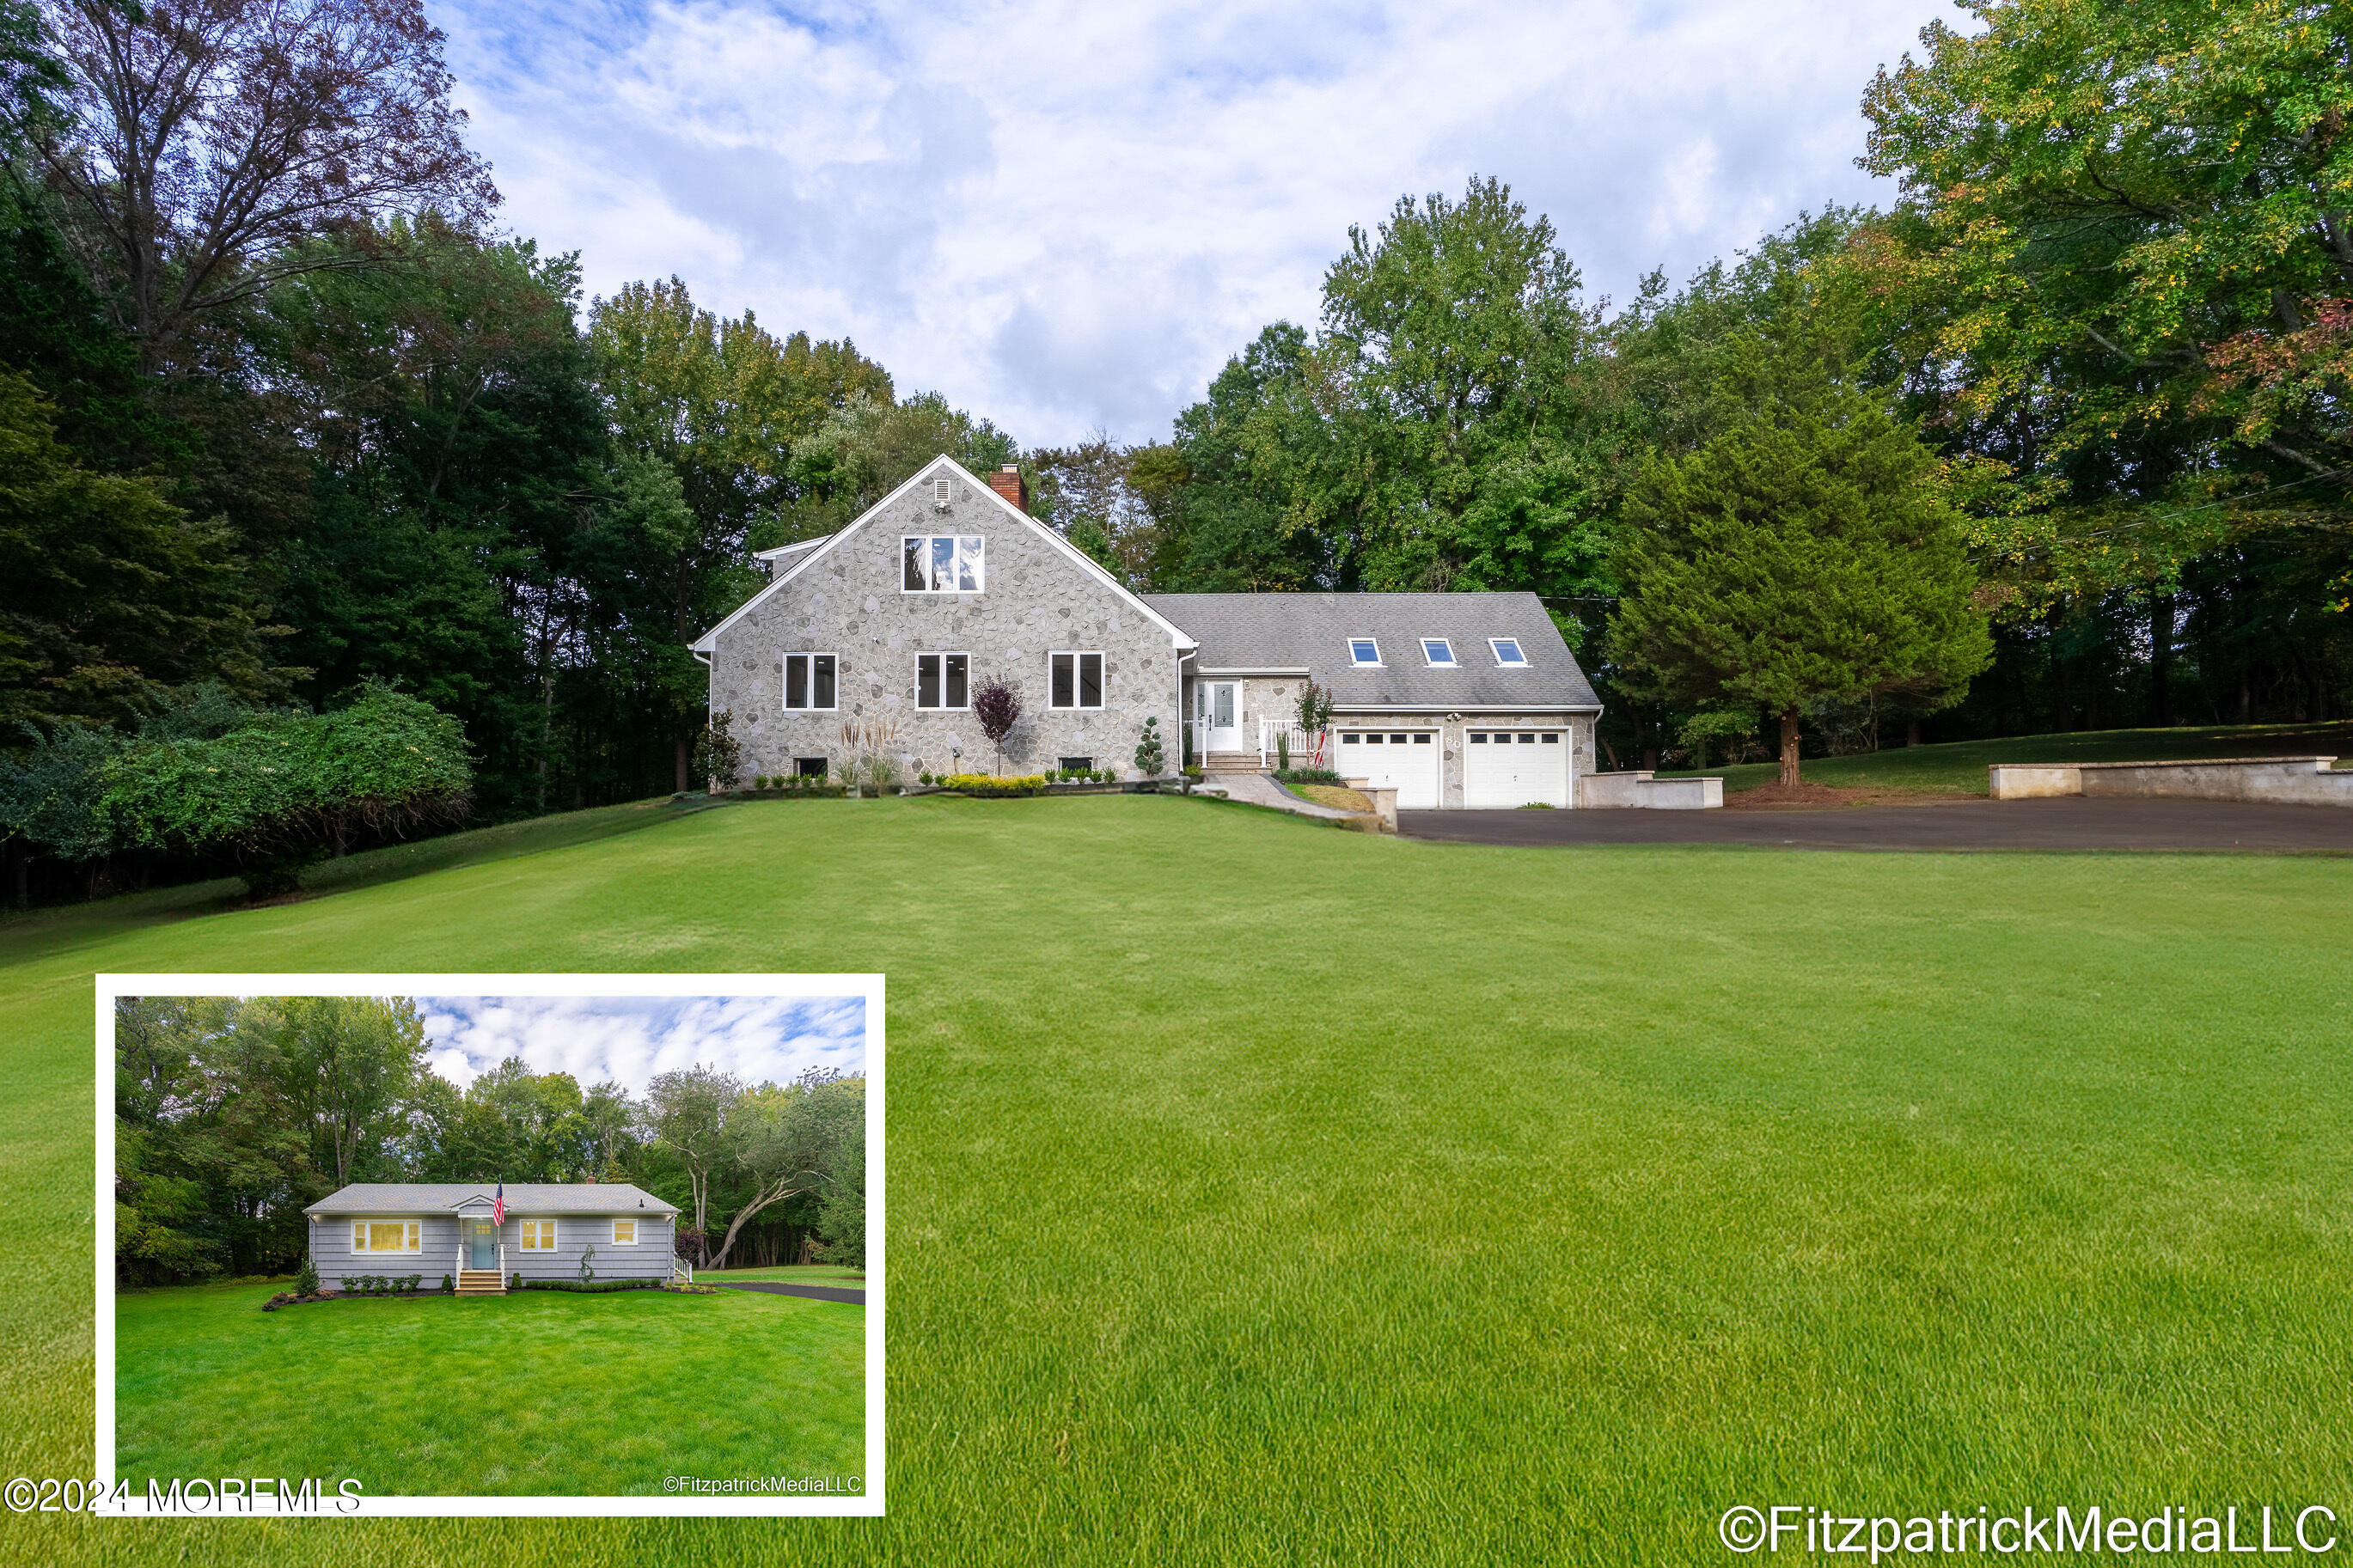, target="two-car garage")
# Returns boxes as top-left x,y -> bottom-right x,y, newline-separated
1334,726 -> 1573,808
